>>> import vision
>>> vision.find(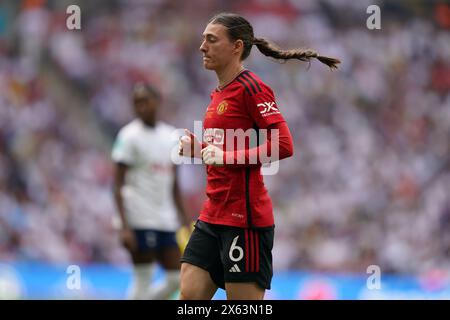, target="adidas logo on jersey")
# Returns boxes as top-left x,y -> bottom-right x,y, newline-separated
229,264 -> 241,273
